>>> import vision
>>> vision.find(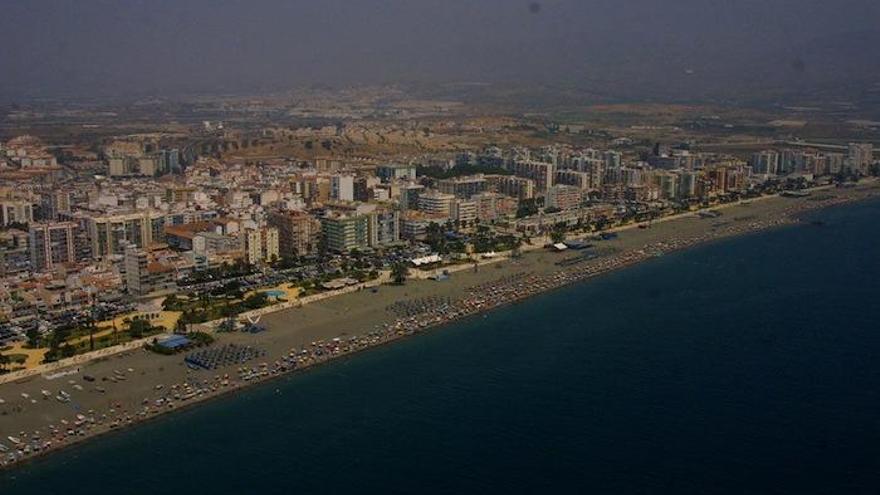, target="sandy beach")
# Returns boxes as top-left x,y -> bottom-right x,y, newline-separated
1,181 -> 878,469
